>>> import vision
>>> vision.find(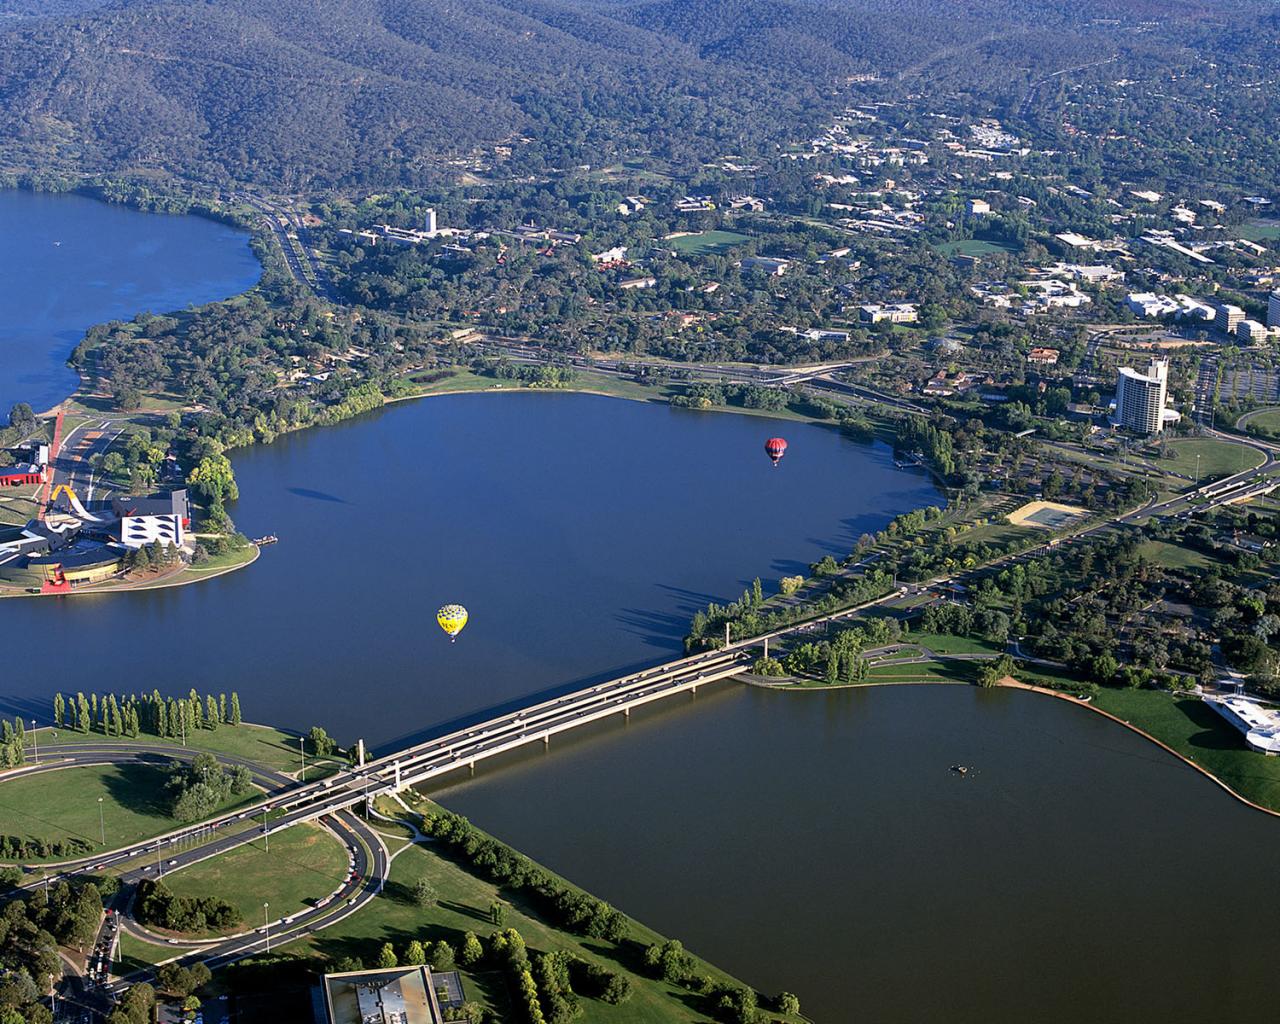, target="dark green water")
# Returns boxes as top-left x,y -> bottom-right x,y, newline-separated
433,682 -> 1280,1024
